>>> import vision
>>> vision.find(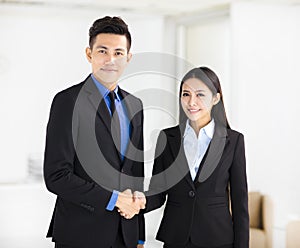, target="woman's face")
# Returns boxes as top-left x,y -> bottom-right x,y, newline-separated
181,78 -> 220,125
